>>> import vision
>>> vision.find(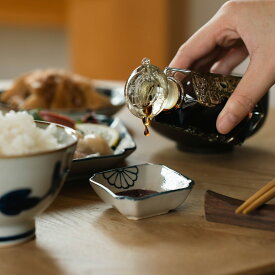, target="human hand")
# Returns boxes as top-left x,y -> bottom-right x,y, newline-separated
170,0 -> 275,134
